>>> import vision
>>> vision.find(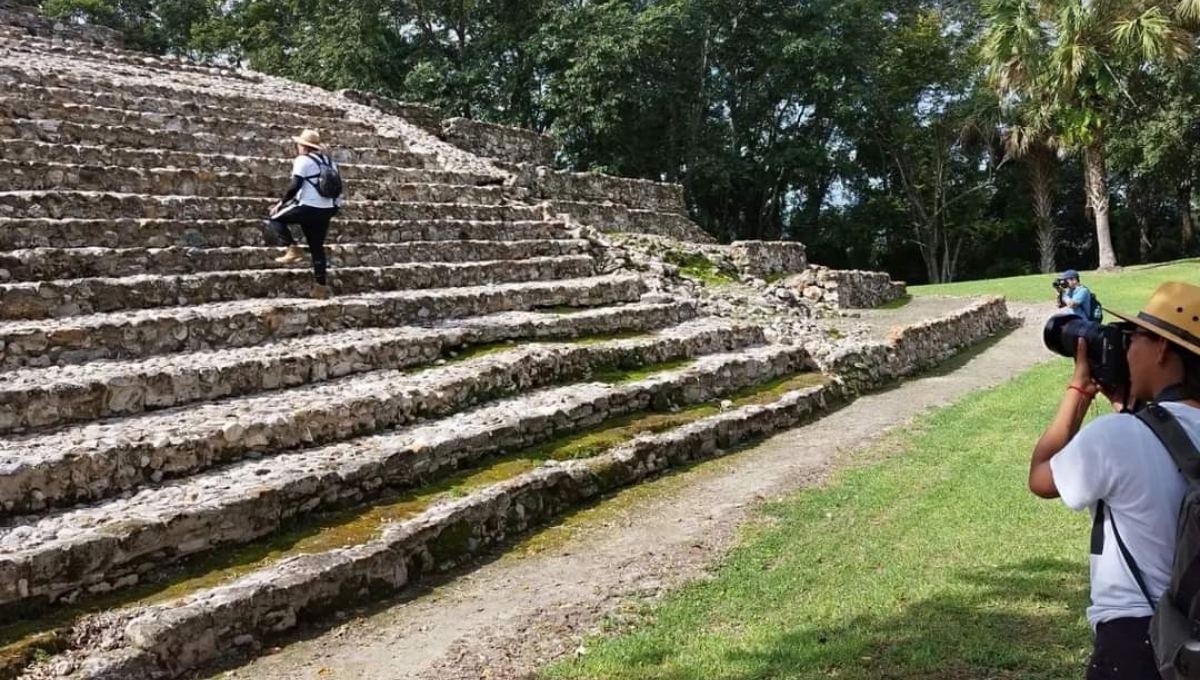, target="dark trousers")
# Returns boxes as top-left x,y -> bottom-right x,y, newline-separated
268,203 -> 337,285
1087,617 -> 1159,680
